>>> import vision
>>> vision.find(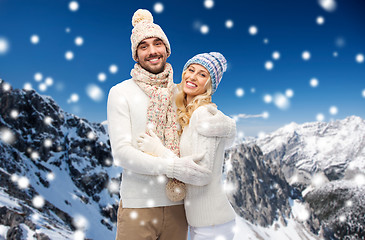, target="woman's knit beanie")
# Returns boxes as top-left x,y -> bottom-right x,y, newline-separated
183,52 -> 227,94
